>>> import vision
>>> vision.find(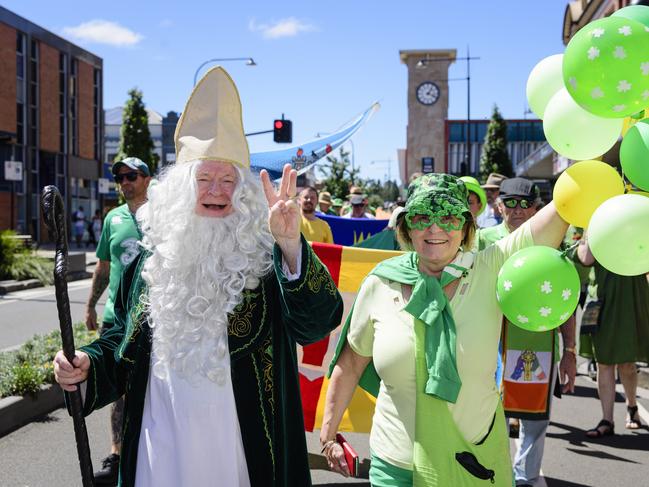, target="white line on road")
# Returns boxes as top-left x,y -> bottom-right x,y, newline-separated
0,279 -> 91,306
